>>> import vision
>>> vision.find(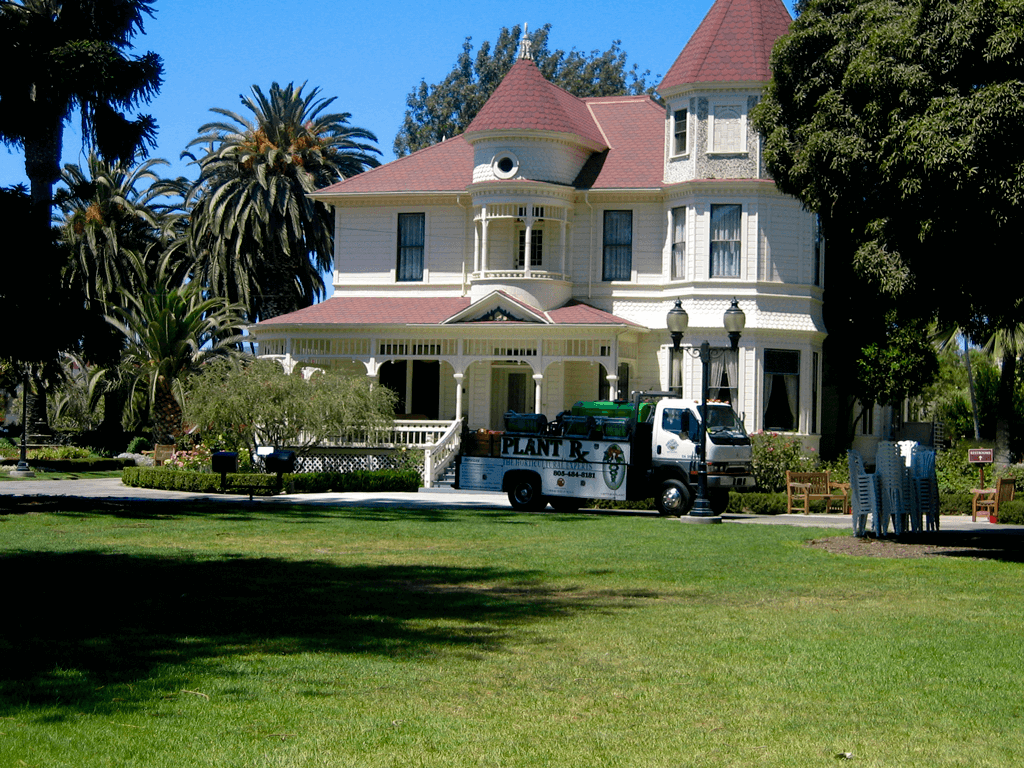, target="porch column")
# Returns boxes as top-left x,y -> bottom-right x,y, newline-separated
453,372 -> 465,423
523,219 -> 533,278
480,206 -> 489,275
532,373 -> 543,414
560,218 -> 567,278
606,373 -> 619,401
473,219 -> 480,274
